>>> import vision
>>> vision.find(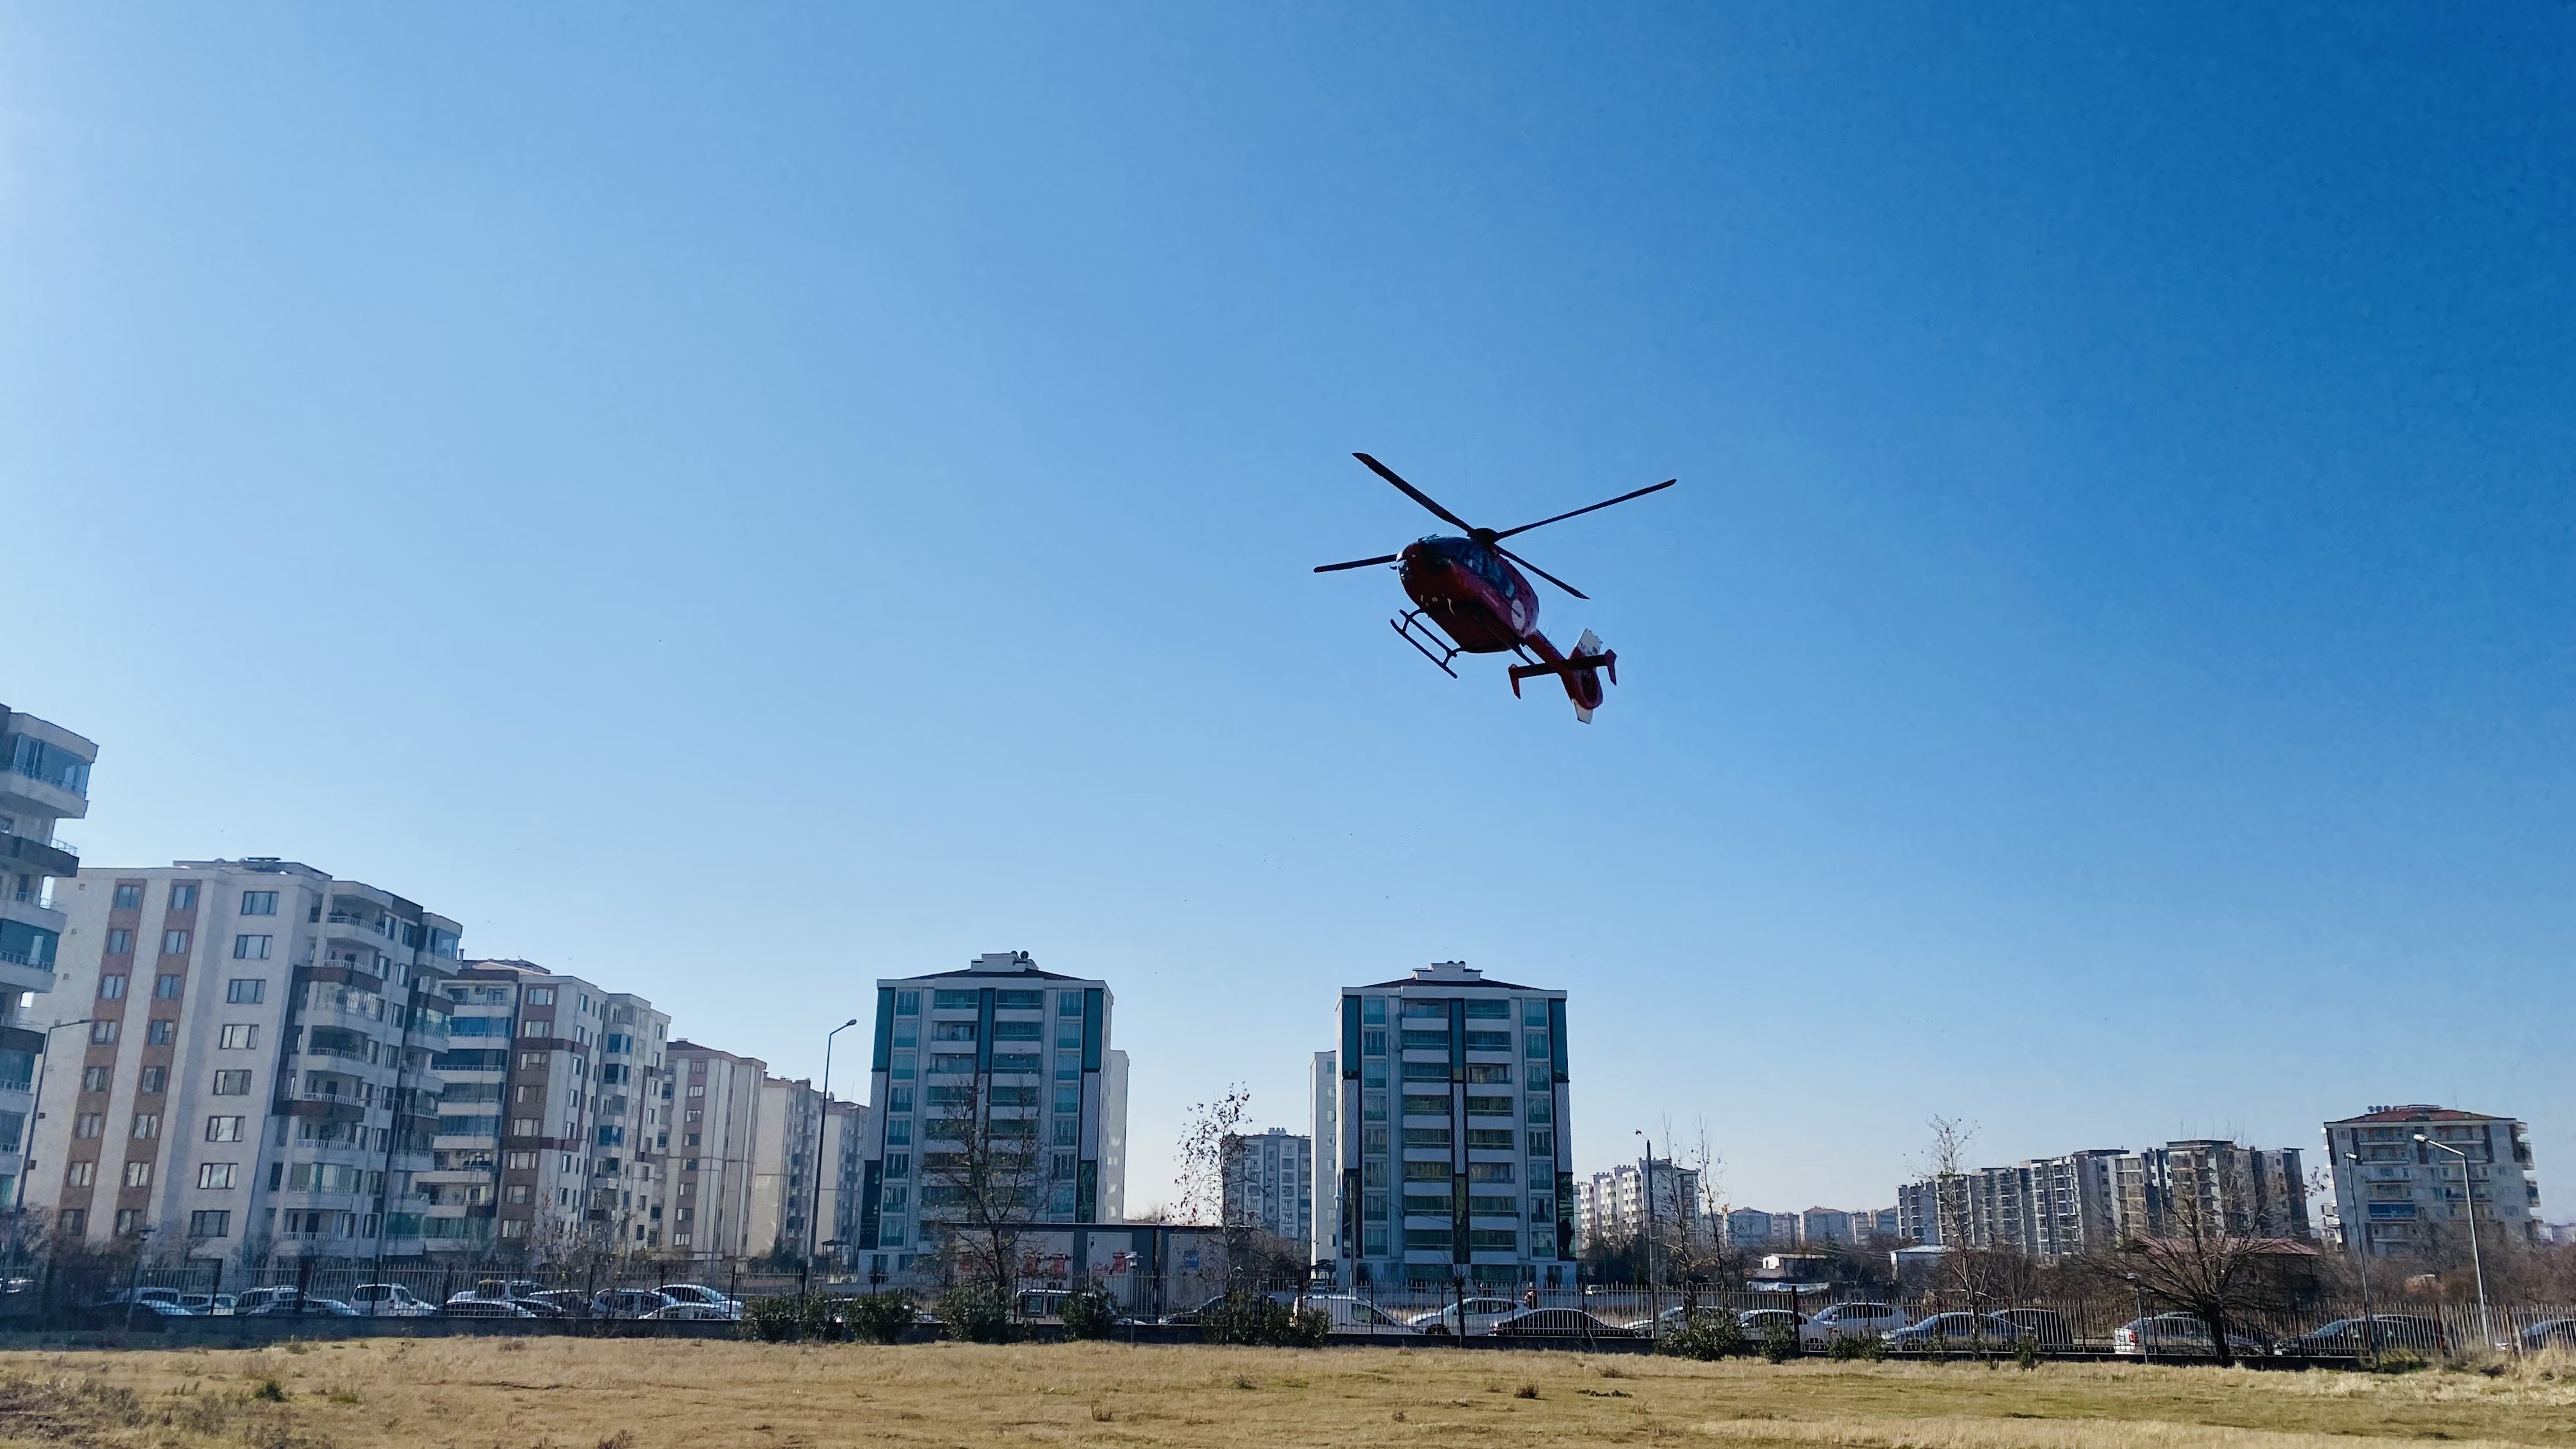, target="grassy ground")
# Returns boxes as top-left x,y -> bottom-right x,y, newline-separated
3,1338 -> 2573,1449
